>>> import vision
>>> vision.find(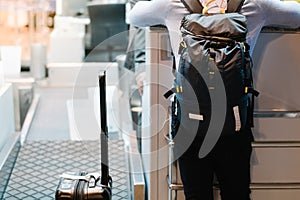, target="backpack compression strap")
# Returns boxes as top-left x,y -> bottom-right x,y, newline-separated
181,0 -> 245,14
